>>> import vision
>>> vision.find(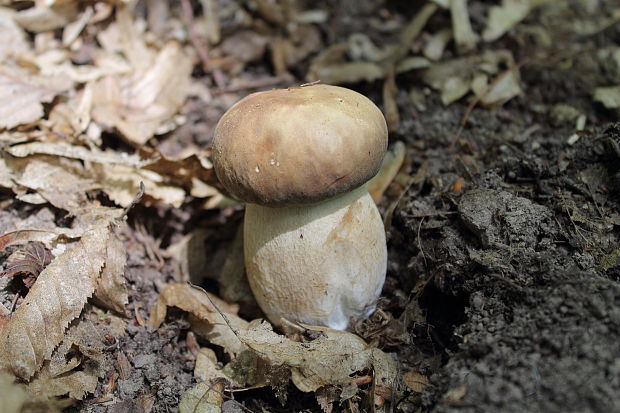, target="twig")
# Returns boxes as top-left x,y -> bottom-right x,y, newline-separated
417,217 -> 427,269
180,0 -> 226,89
